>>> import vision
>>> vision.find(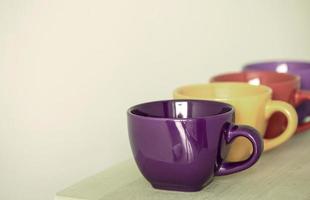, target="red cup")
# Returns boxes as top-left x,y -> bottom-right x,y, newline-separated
211,71 -> 310,138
